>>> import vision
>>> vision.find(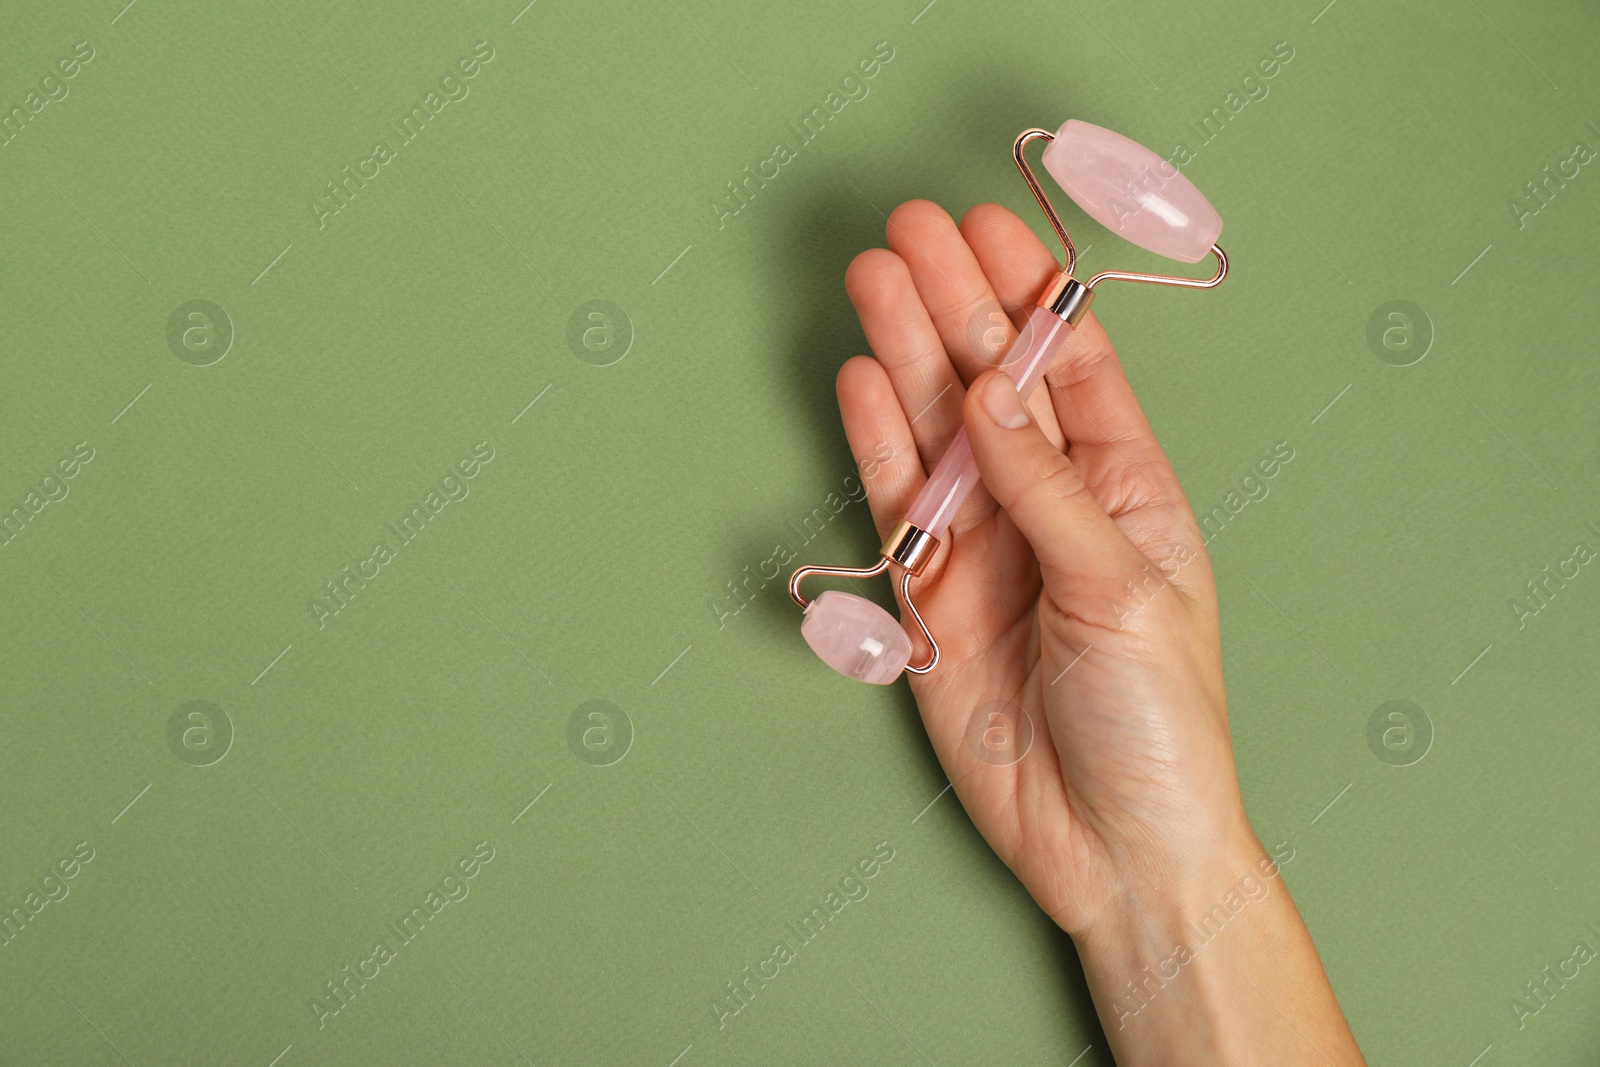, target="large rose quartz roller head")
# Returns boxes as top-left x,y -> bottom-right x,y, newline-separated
790,121 -> 1229,684
1040,119 -> 1223,263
